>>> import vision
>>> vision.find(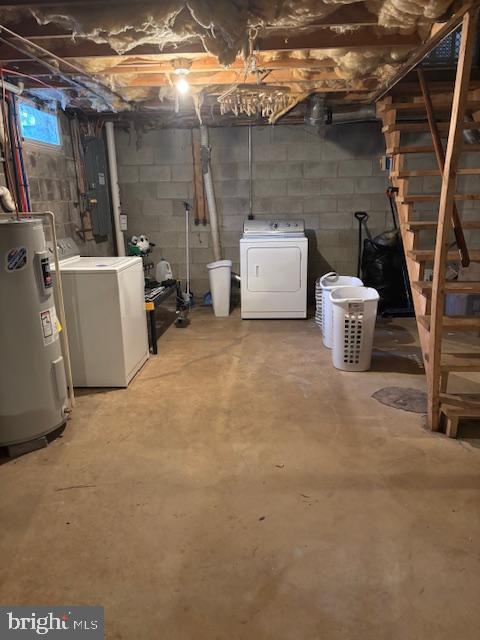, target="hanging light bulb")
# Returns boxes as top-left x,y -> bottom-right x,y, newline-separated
175,75 -> 190,95
171,59 -> 192,96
